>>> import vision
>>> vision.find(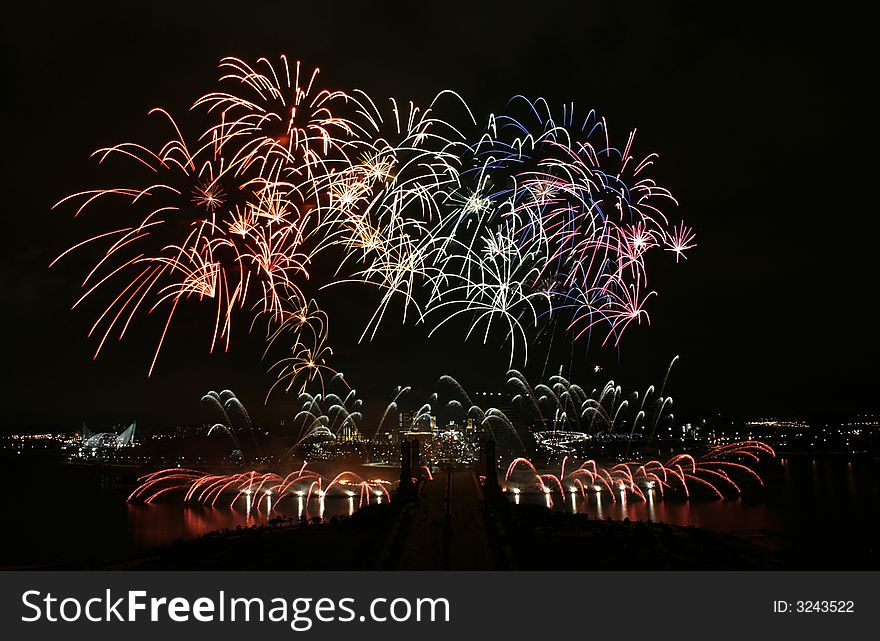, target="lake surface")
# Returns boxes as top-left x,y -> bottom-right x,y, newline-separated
0,456 -> 877,568
0,461 -> 397,567
511,455 -> 880,567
